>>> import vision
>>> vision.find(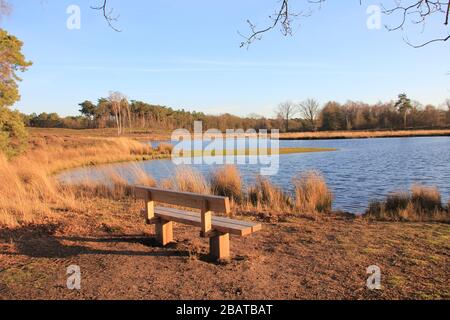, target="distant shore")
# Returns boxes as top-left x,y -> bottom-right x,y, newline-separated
28,127 -> 450,142
279,129 -> 450,140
